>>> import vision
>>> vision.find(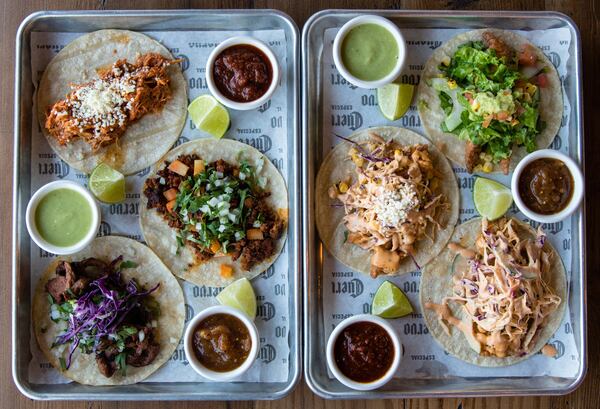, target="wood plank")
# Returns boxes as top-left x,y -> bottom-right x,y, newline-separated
1,1 -> 597,409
